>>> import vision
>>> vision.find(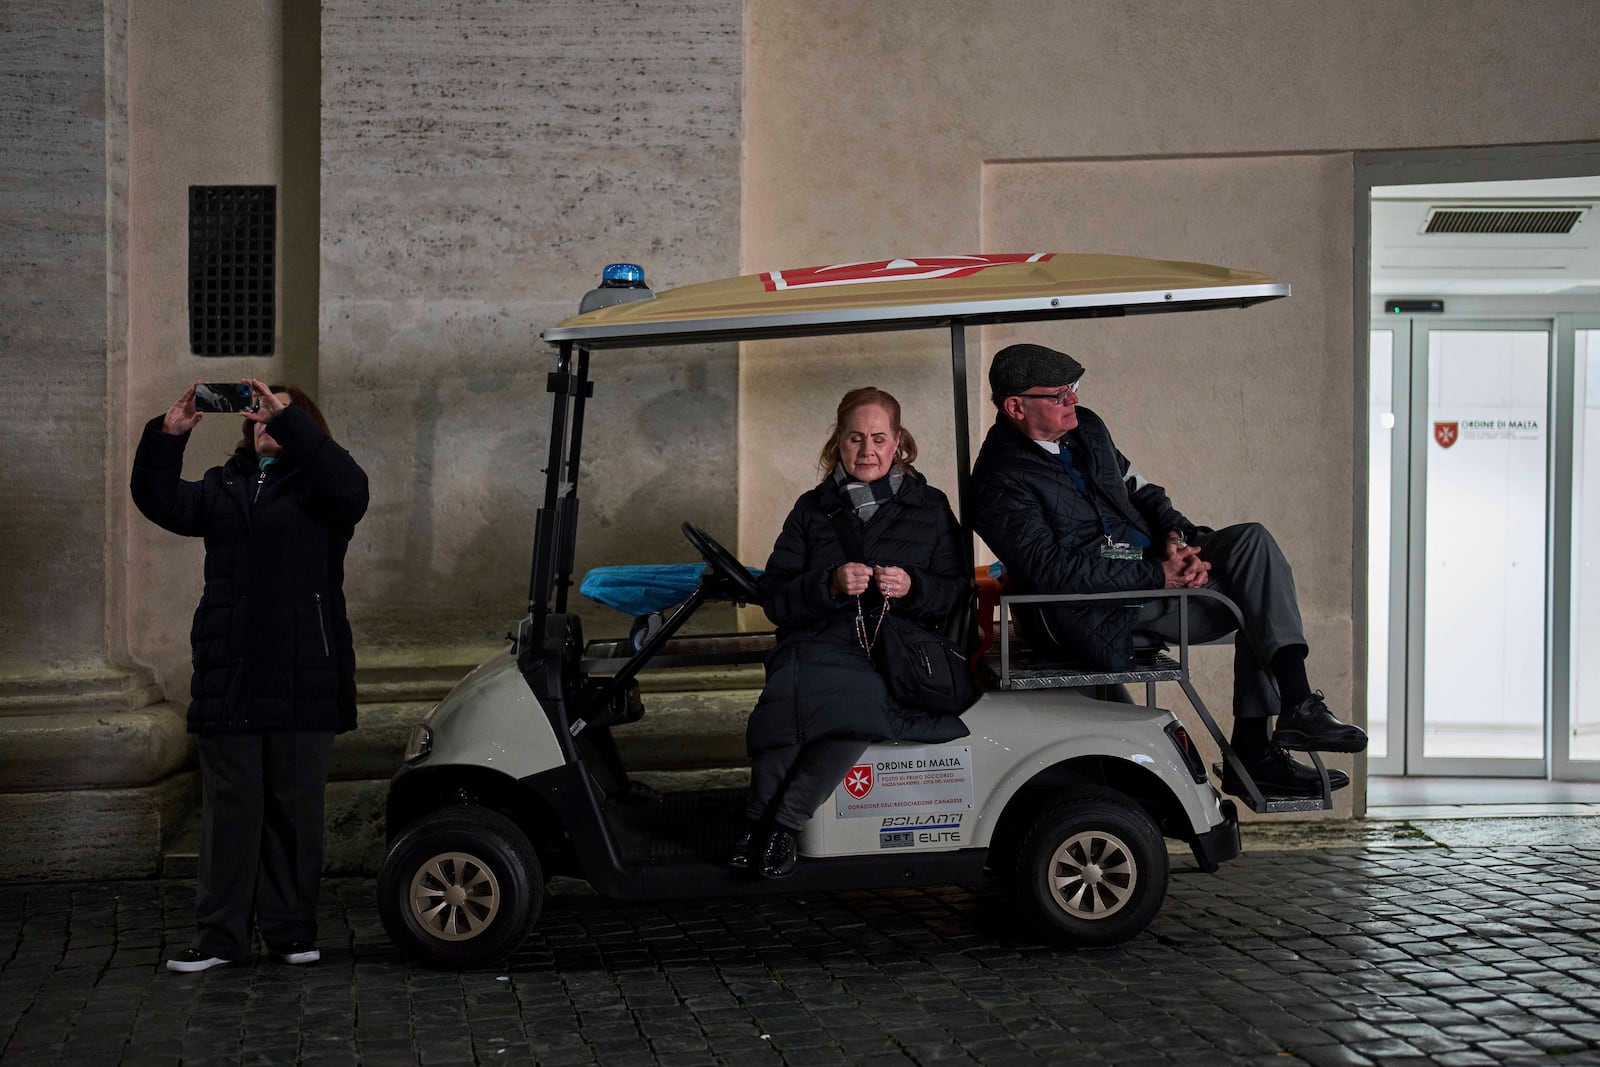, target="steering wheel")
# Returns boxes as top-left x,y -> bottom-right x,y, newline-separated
681,523 -> 761,604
